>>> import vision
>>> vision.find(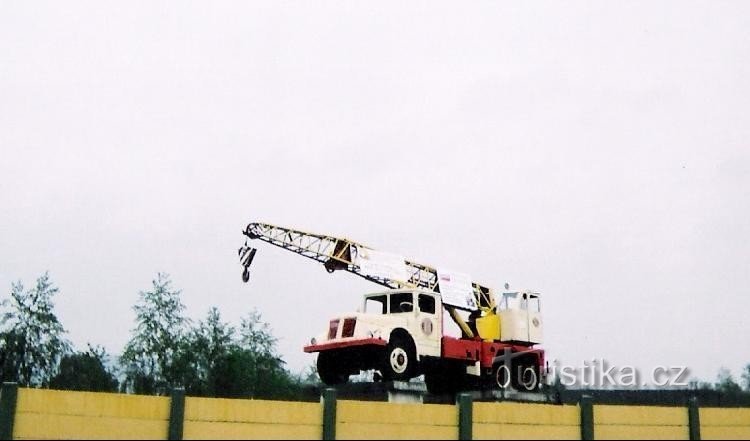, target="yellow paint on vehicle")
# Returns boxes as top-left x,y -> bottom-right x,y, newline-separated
475,313 -> 500,341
